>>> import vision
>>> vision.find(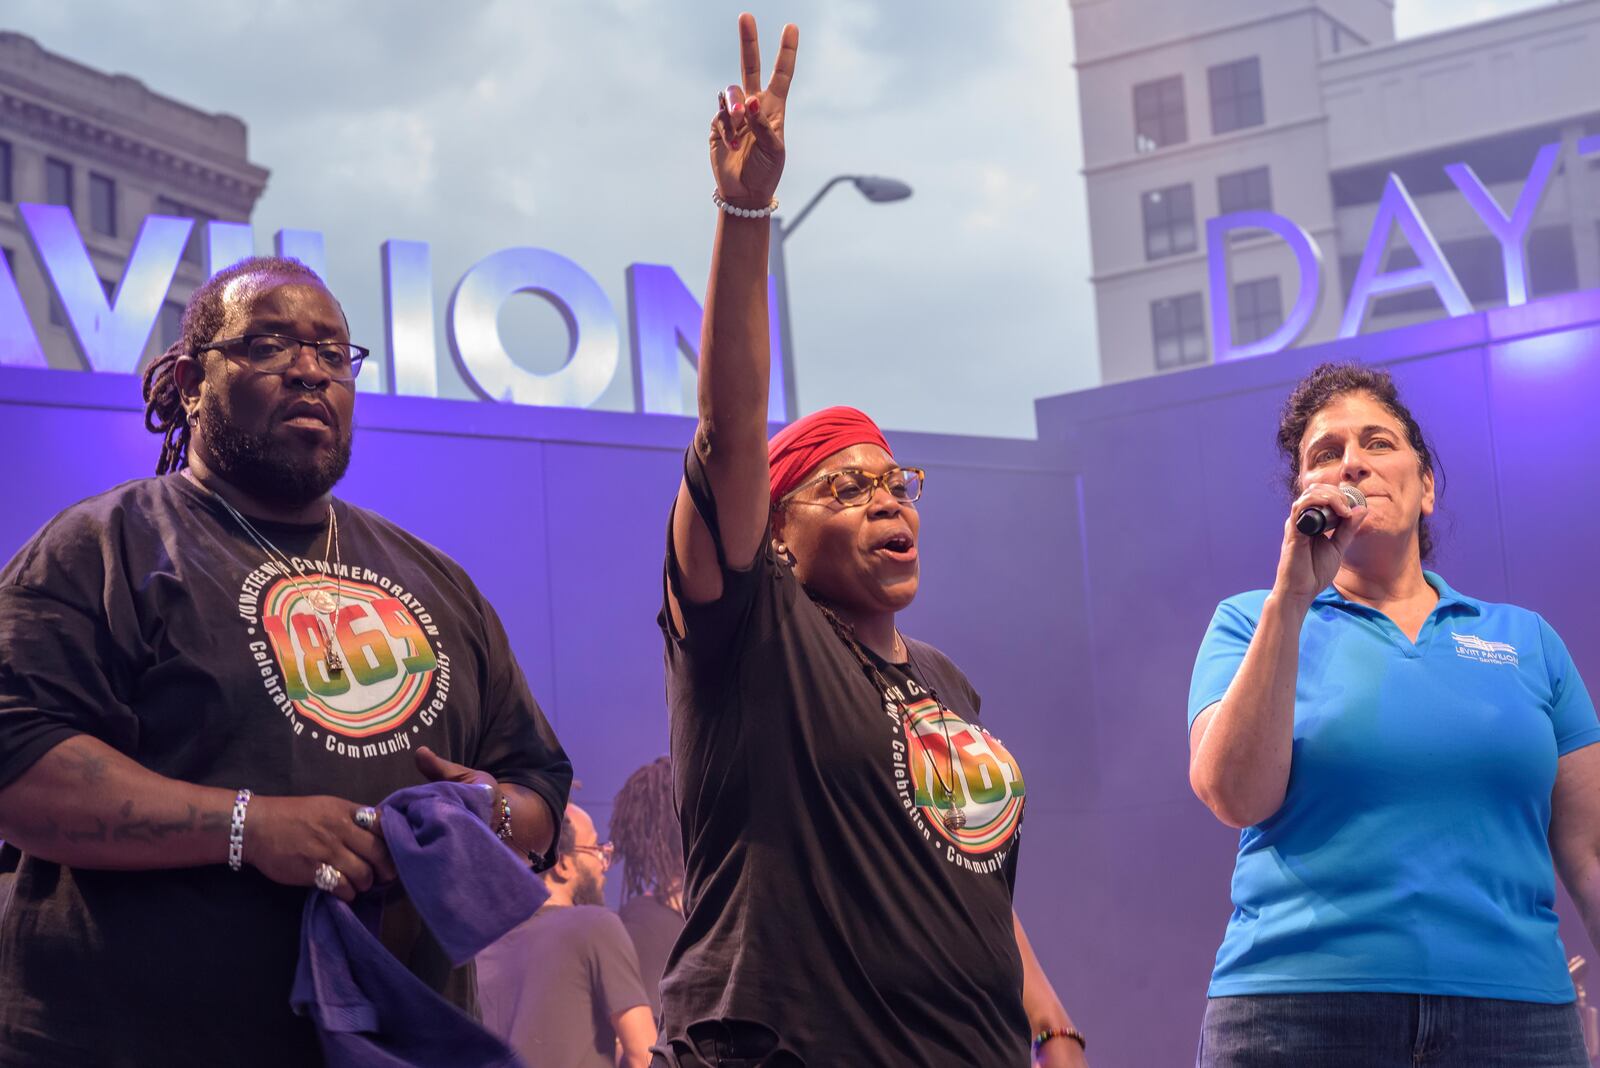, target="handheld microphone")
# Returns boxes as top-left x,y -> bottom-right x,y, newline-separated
1295,483 -> 1366,536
